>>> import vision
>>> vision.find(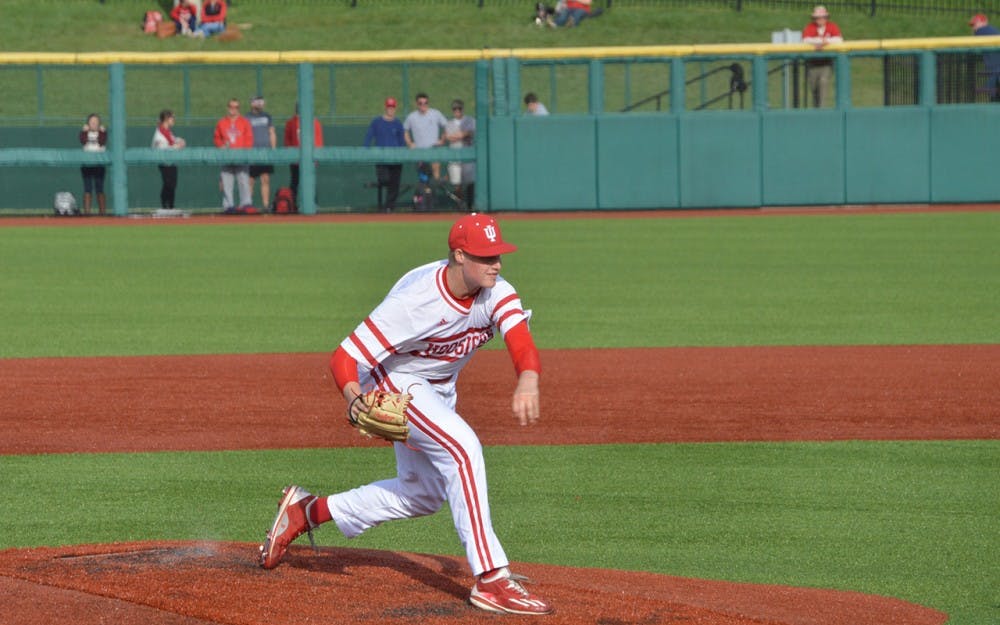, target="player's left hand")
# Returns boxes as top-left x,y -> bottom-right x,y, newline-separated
512,371 -> 540,426
349,390 -> 412,442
